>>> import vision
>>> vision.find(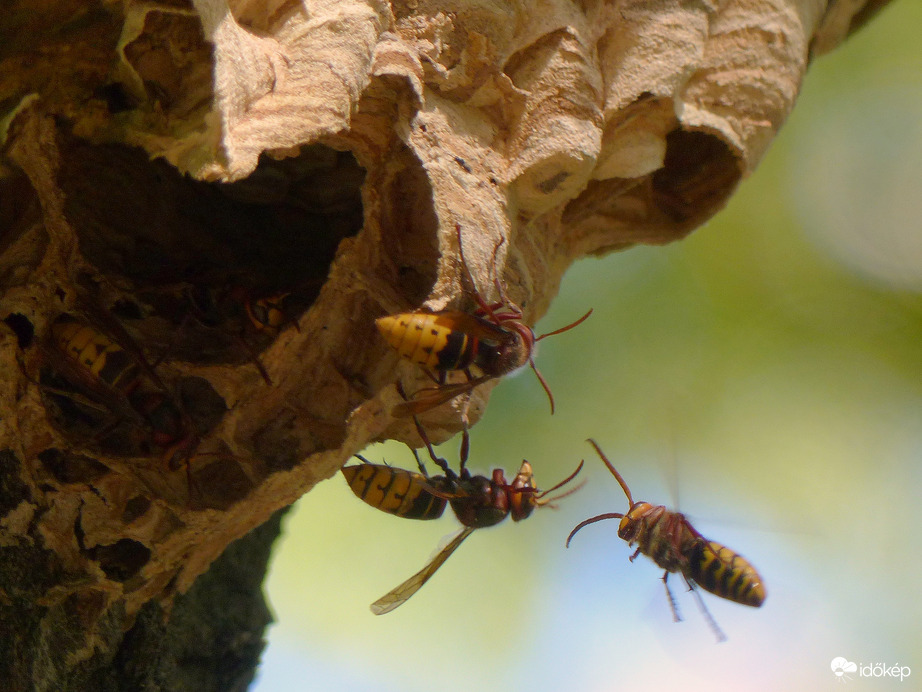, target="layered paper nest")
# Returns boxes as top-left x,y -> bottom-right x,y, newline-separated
0,0 -> 881,625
